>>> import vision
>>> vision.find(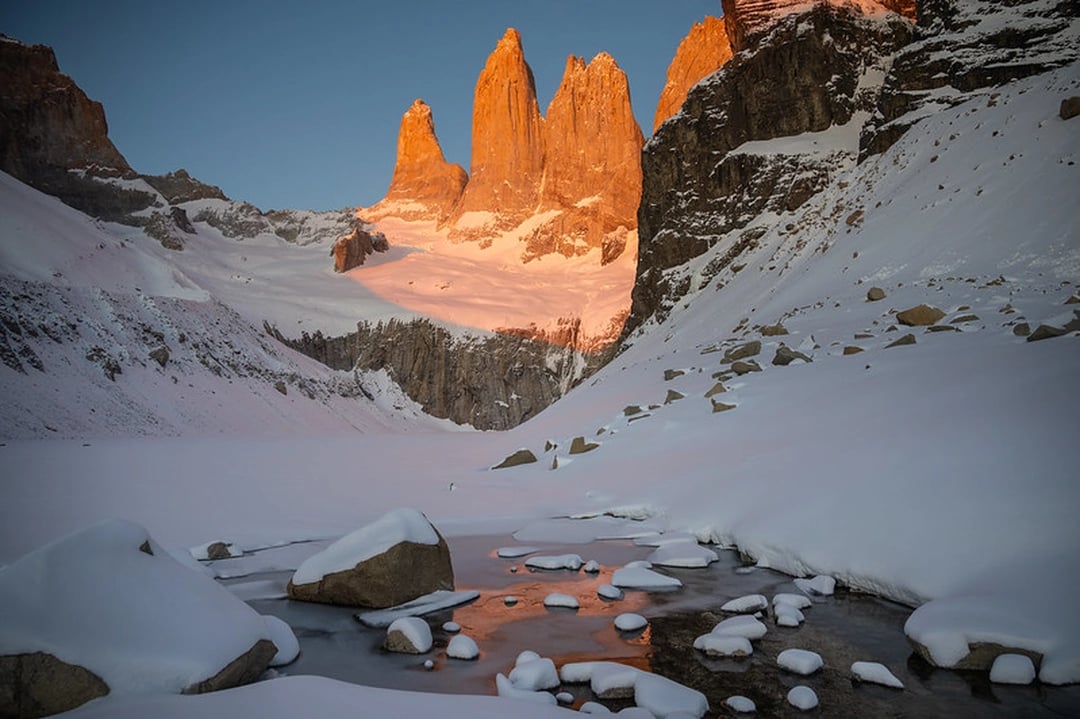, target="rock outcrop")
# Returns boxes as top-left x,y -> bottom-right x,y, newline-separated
447,28 -> 545,236
331,223 -> 389,273
653,16 -> 733,132
363,99 -> 467,222
626,2 -> 913,333
288,509 -> 455,608
0,37 -> 130,183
